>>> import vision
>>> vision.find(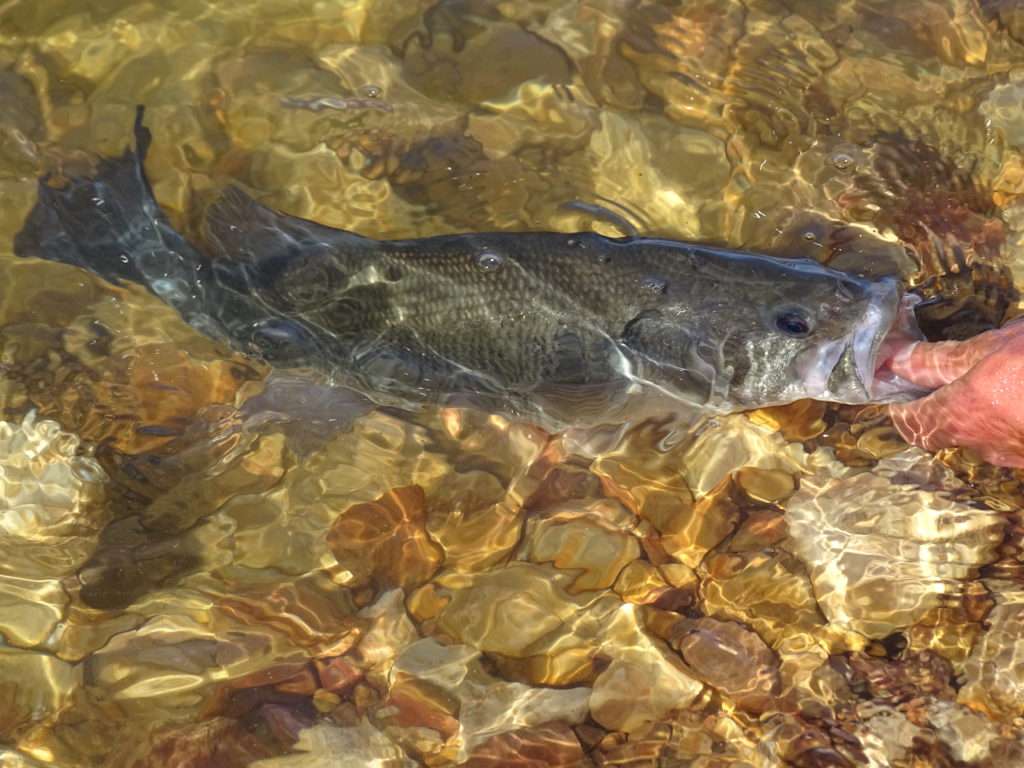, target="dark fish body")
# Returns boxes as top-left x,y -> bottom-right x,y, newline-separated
14,108 -> 924,428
